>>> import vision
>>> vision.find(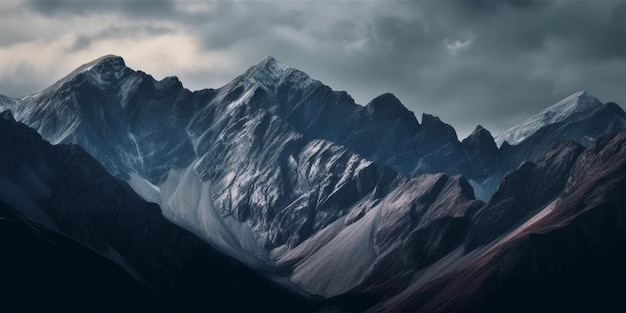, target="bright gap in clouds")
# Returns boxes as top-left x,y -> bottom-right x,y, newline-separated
0,32 -> 236,97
